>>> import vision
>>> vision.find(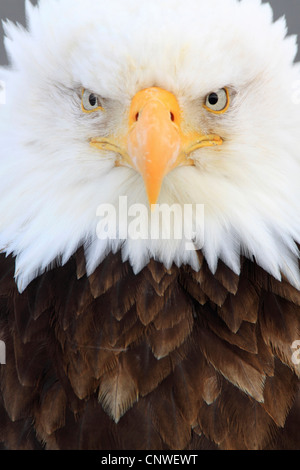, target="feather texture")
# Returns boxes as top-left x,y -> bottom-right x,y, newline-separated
0,250 -> 299,449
